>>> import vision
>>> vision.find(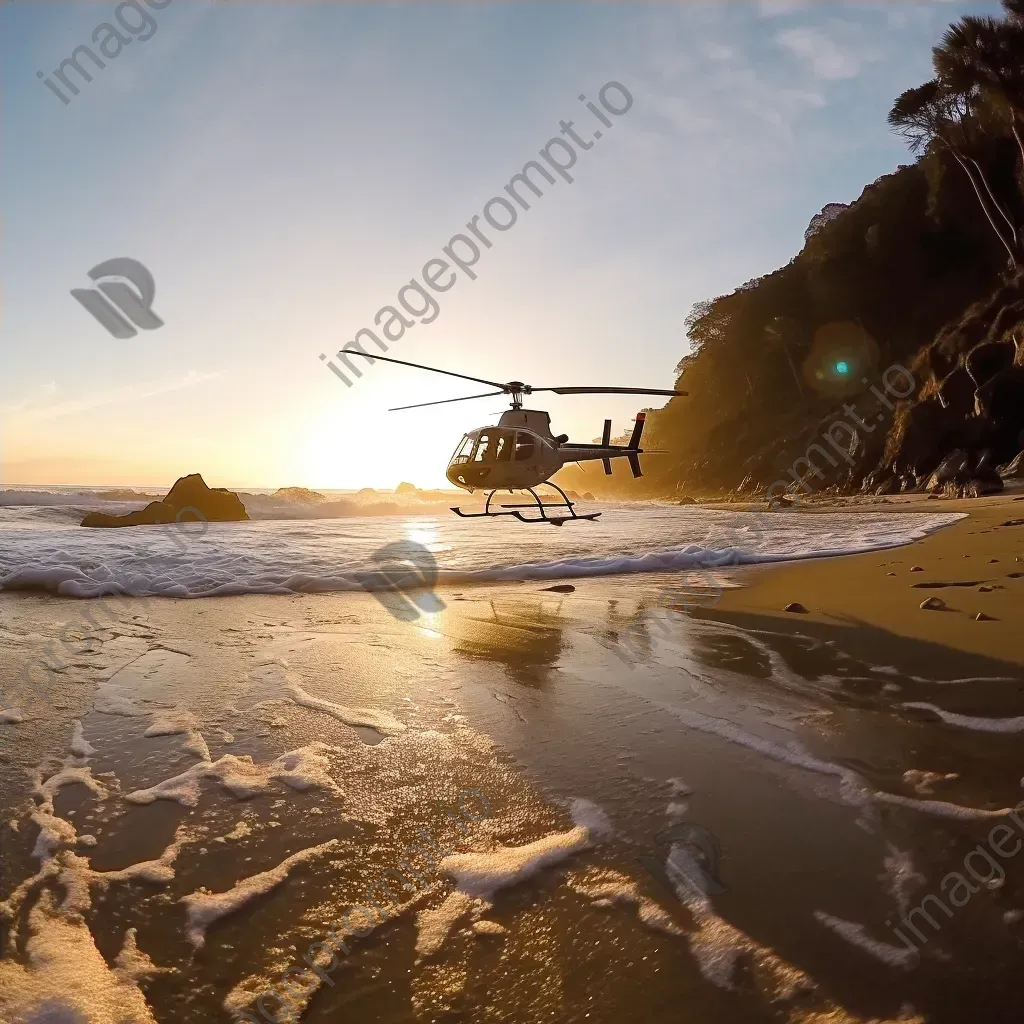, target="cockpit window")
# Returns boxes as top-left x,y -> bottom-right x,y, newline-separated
449,434 -> 476,466
494,432 -> 514,461
473,432 -> 493,461
514,431 -> 536,461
